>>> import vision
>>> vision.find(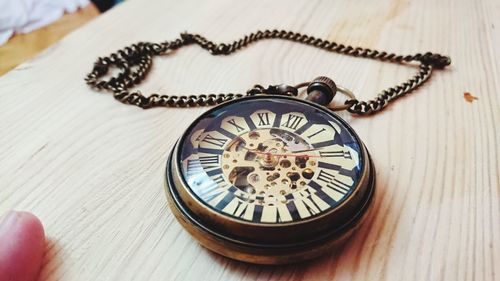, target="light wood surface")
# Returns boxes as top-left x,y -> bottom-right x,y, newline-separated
0,0 -> 499,280
0,3 -> 100,76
